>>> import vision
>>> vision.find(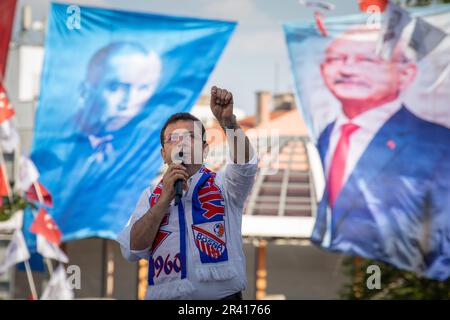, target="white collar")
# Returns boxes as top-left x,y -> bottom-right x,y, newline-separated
334,99 -> 402,133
